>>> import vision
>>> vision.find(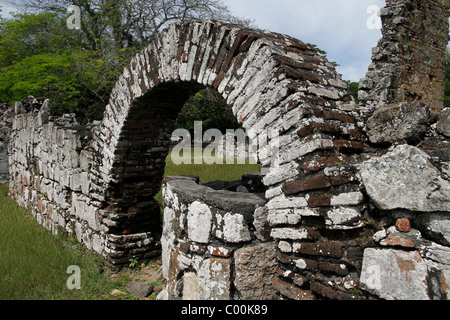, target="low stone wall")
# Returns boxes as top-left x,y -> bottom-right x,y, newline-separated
0,103 -> 13,182
161,175 -> 278,300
